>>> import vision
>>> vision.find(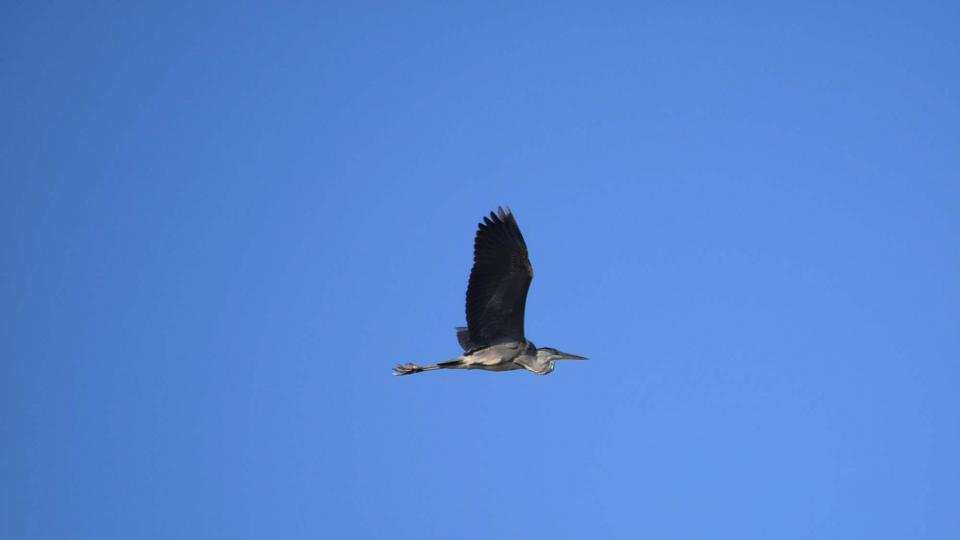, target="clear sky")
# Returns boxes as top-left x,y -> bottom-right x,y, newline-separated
3,1 -> 958,539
